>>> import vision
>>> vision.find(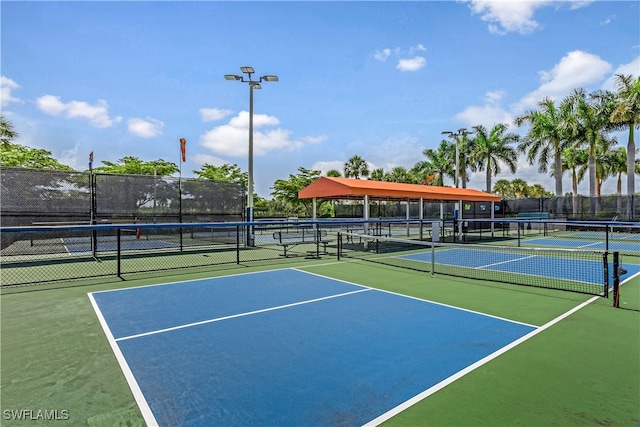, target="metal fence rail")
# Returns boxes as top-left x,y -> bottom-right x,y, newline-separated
1,218 -> 638,289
